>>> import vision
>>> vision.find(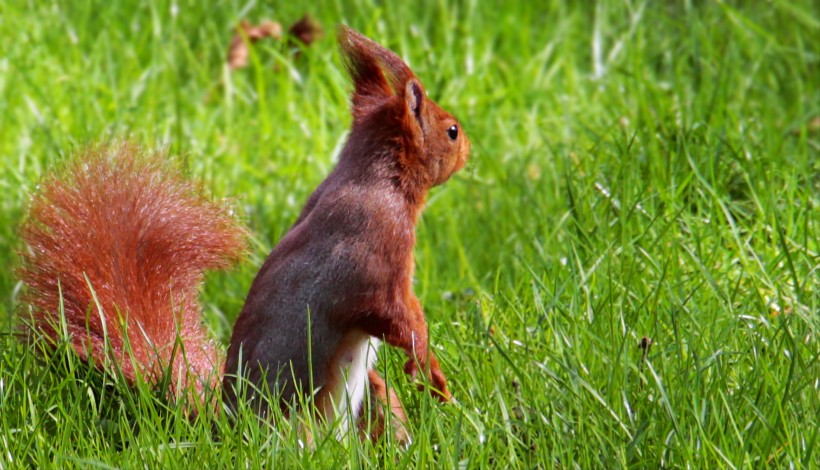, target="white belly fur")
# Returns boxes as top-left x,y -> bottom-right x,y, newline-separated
327,331 -> 380,438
